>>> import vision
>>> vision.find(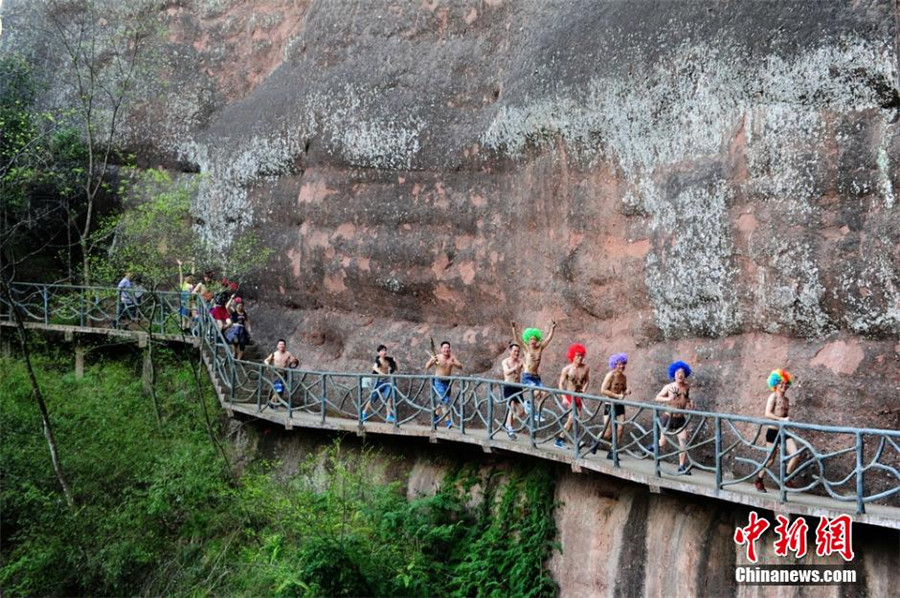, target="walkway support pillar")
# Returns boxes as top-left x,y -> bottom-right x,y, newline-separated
75,344 -> 85,380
